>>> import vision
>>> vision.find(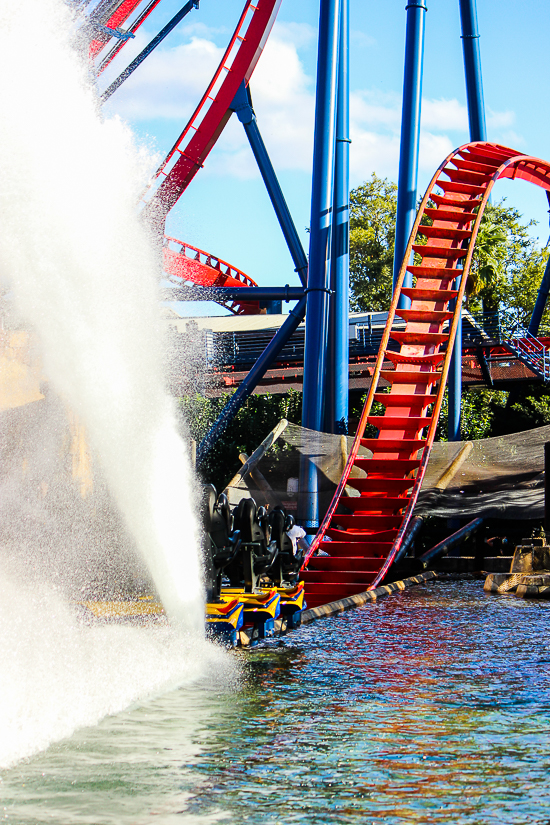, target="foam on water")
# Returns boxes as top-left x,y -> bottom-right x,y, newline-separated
0,570 -> 229,769
0,0 -> 220,765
